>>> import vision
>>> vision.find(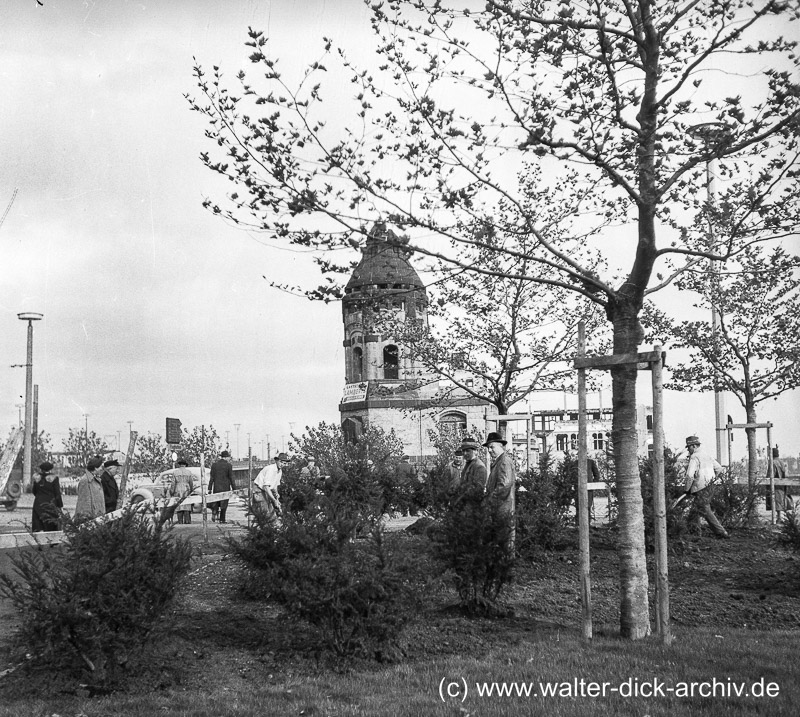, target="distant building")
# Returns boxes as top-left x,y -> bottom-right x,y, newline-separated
500,404 -> 654,469
337,223 -> 655,467
338,223 -> 490,462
